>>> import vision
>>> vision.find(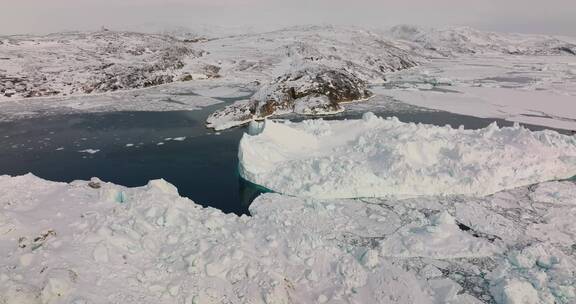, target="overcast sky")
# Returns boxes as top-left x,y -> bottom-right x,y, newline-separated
1,0 -> 575,36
